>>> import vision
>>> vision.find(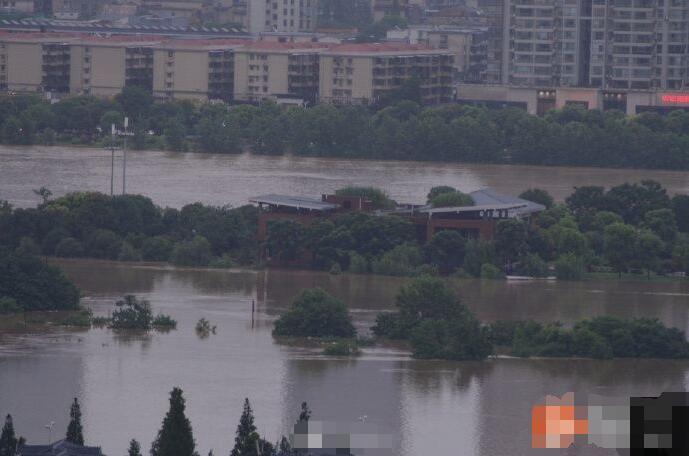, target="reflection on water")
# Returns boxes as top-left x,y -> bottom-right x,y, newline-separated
1,259 -> 689,456
2,145 -> 689,209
